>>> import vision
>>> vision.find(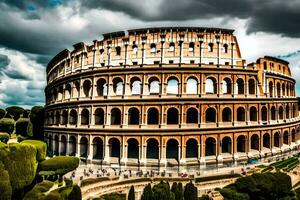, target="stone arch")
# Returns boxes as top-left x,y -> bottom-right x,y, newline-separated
83,79 -> 92,97
286,105 -> 290,119
73,81 -> 80,98
93,137 -> 103,159
279,106 -> 284,120
186,107 -> 198,124
127,138 -> 139,159
186,138 -> 198,158
69,136 -> 76,156
236,78 -> 244,94
282,83 -> 286,96
283,131 -> 289,145
61,110 -> 68,125
222,77 -> 232,94
237,107 -> 246,121
147,107 -> 159,124
248,79 -> 256,95
186,77 -> 198,94
80,137 -> 88,158
222,136 -> 232,154
167,77 -> 179,94
113,77 -> 124,96
205,77 -> 217,94
146,138 -> 159,159
64,84 -> 71,99
271,106 -> 276,120
130,77 -> 142,95
94,108 -> 105,125
128,107 -> 140,125
55,111 -> 60,125
69,109 -> 78,125
222,107 -> 232,122
81,109 -> 90,125
250,134 -> 259,150
96,78 -> 107,96
269,81 -> 273,97
167,107 -> 179,124
148,76 -> 160,94
54,135 -> 59,155
276,82 -> 281,97
261,106 -> 268,121
274,132 -> 280,147
109,138 -> 120,158
237,135 -> 246,152
166,139 -> 179,160
111,108 -> 121,125
206,107 -> 216,123
60,135 -> 67,155
205,137 -> 216,156
250,106 -> 257,121
292,129 -> 296,142
263,133 -> 270,148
